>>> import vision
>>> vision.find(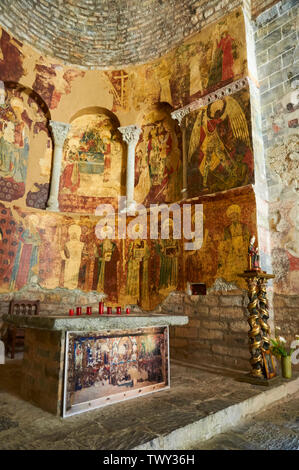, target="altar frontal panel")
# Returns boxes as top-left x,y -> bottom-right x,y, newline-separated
63,326 -> 169,417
